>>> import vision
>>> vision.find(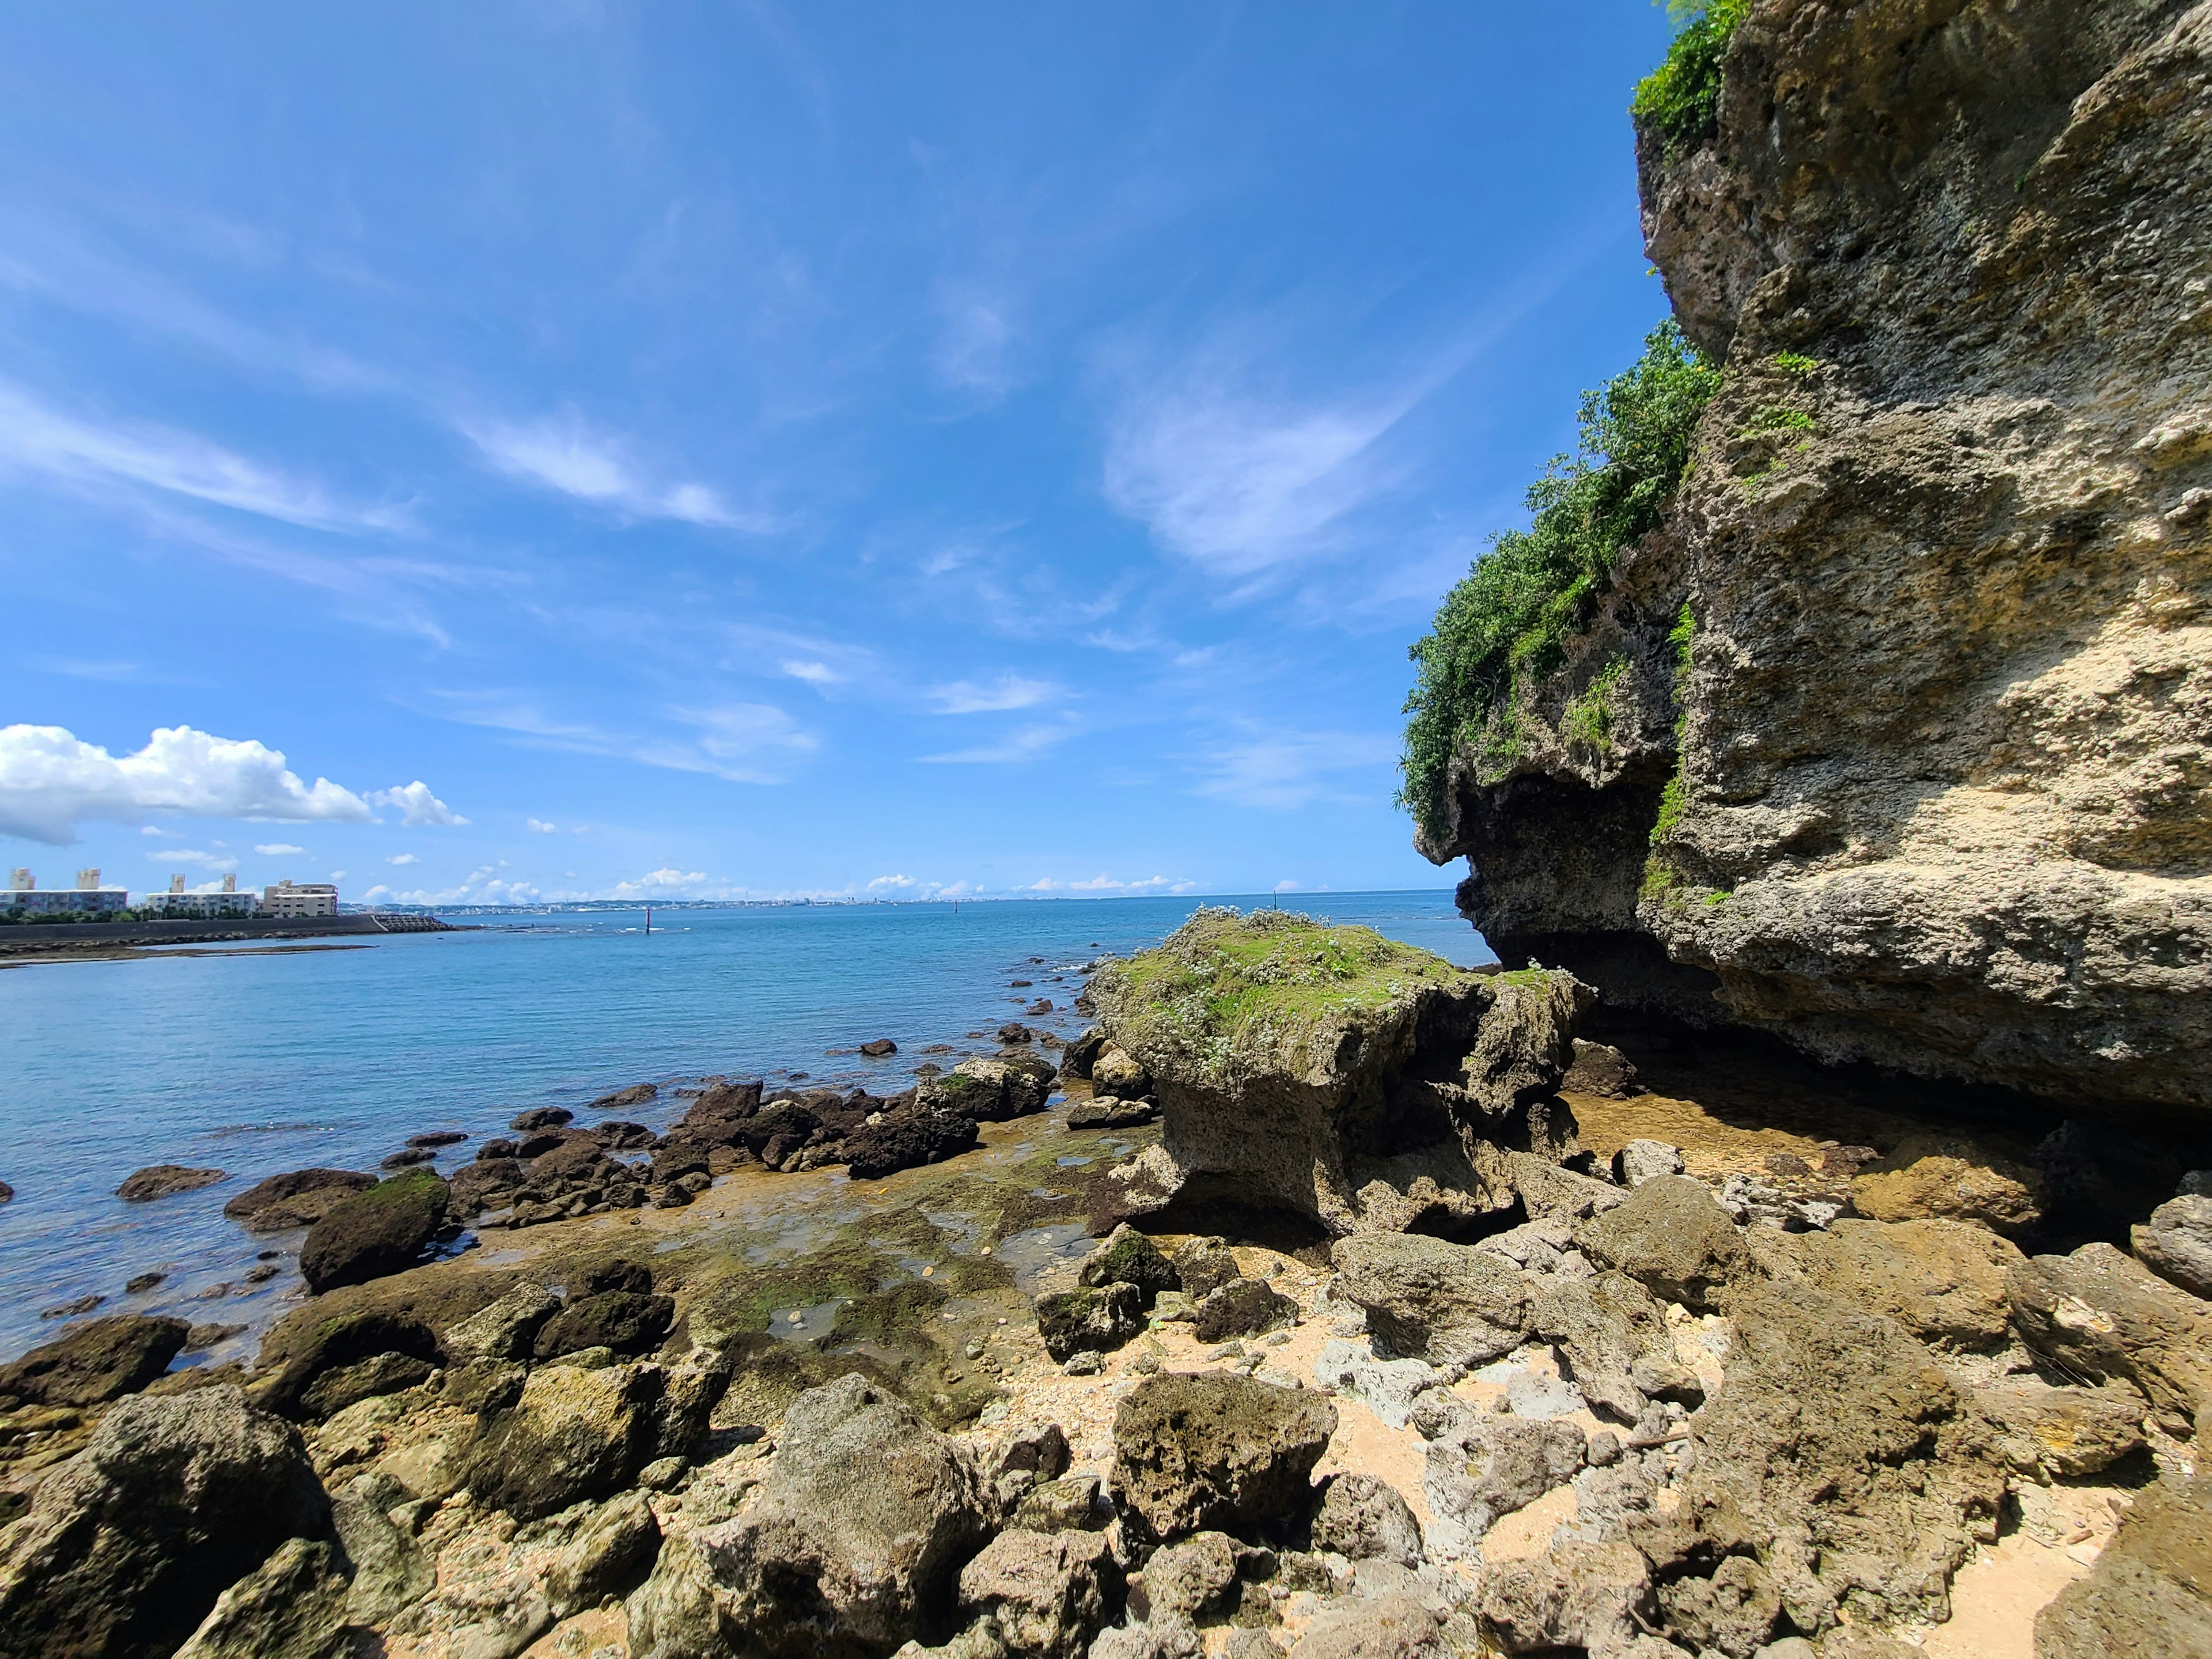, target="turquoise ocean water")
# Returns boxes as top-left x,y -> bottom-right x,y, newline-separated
0,892 -> 1491,1361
